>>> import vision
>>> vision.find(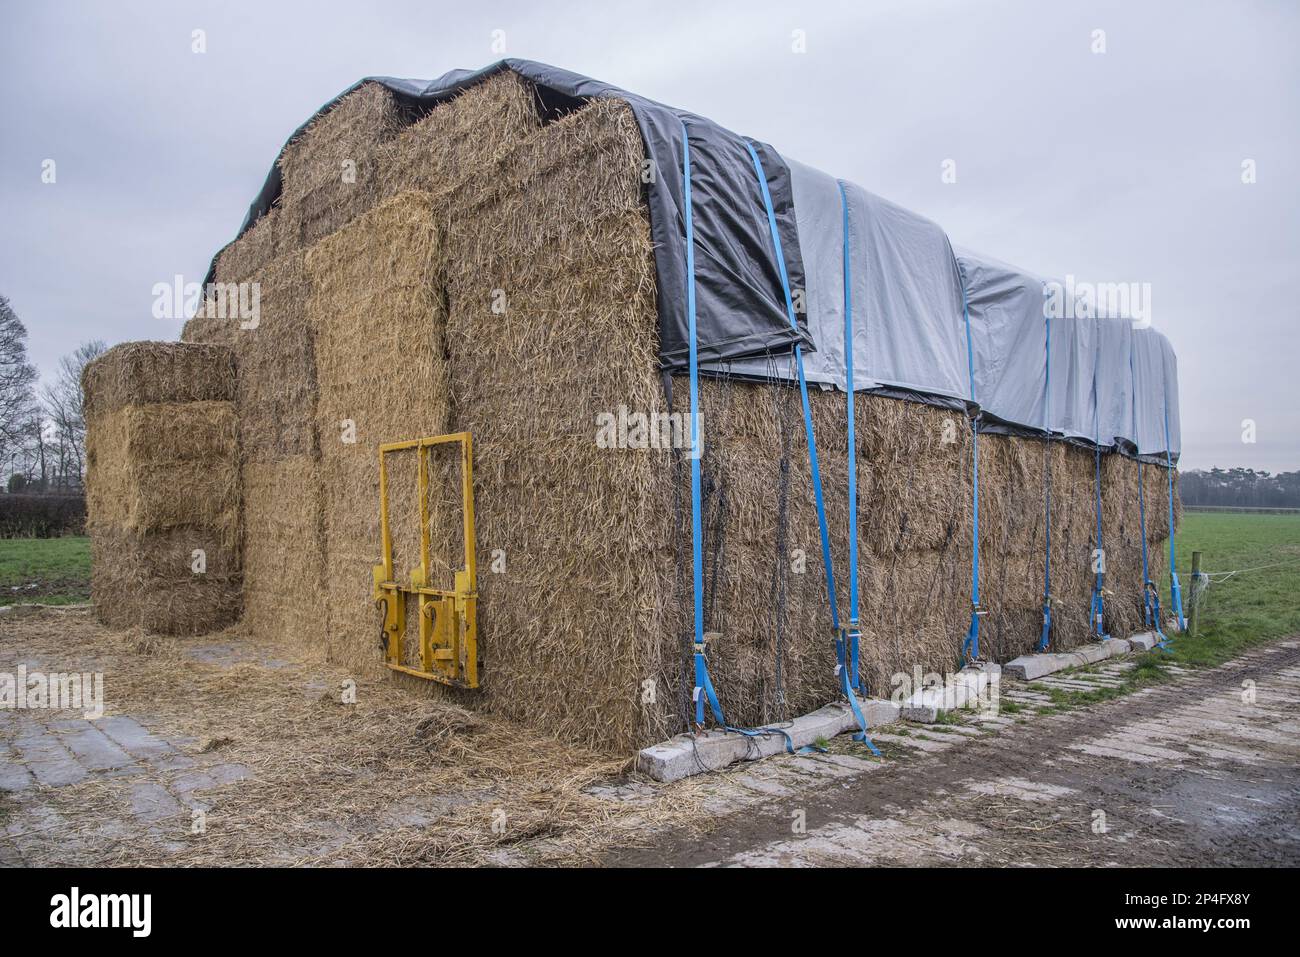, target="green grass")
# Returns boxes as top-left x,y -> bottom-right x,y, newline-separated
1159,512 -> 1300,667
0,535 -> 91,606
1018,513 -> 1300,713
